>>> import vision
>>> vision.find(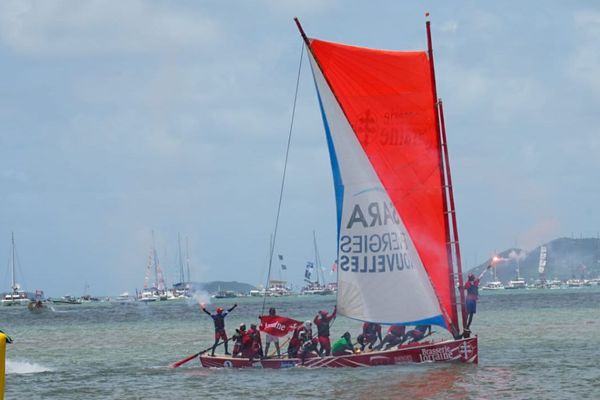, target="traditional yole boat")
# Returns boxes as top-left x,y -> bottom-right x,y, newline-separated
199,16 -> 478,368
